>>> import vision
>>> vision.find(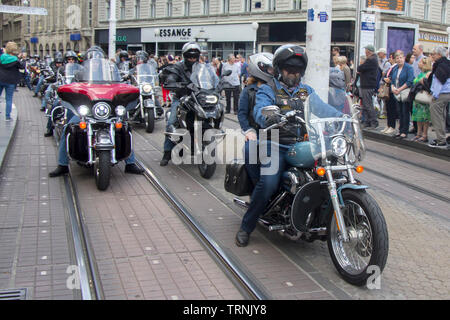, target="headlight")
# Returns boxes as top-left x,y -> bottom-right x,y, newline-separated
331,136 -> 348,158
205,95 -> 218,104
115,105 -> 126,116
78,105 -> 90,117
142,84 -> 152,93
93,102 -> 111,120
